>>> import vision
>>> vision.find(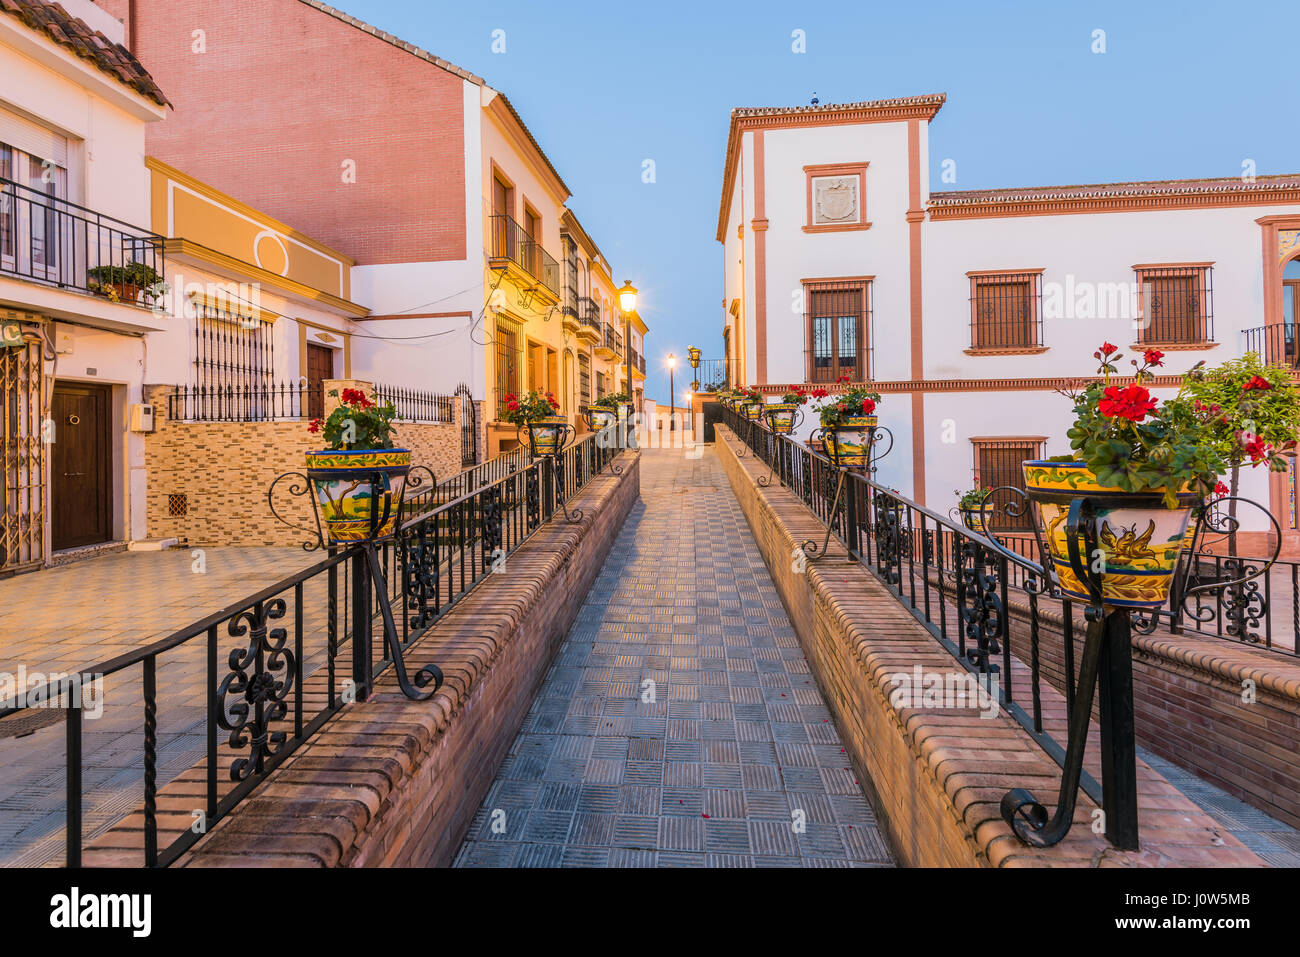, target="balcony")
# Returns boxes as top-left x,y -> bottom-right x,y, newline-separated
596,323 -> 622,360
487,213 -> 560,302
0,177 -> 165,326
629,346 -> 645,379
1243,324 -> 1298,367
577,297 -> 602,342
